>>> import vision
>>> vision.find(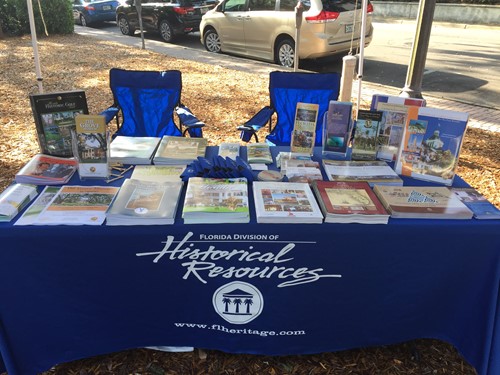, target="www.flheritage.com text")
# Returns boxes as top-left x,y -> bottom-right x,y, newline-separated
174,323 -> 306,337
